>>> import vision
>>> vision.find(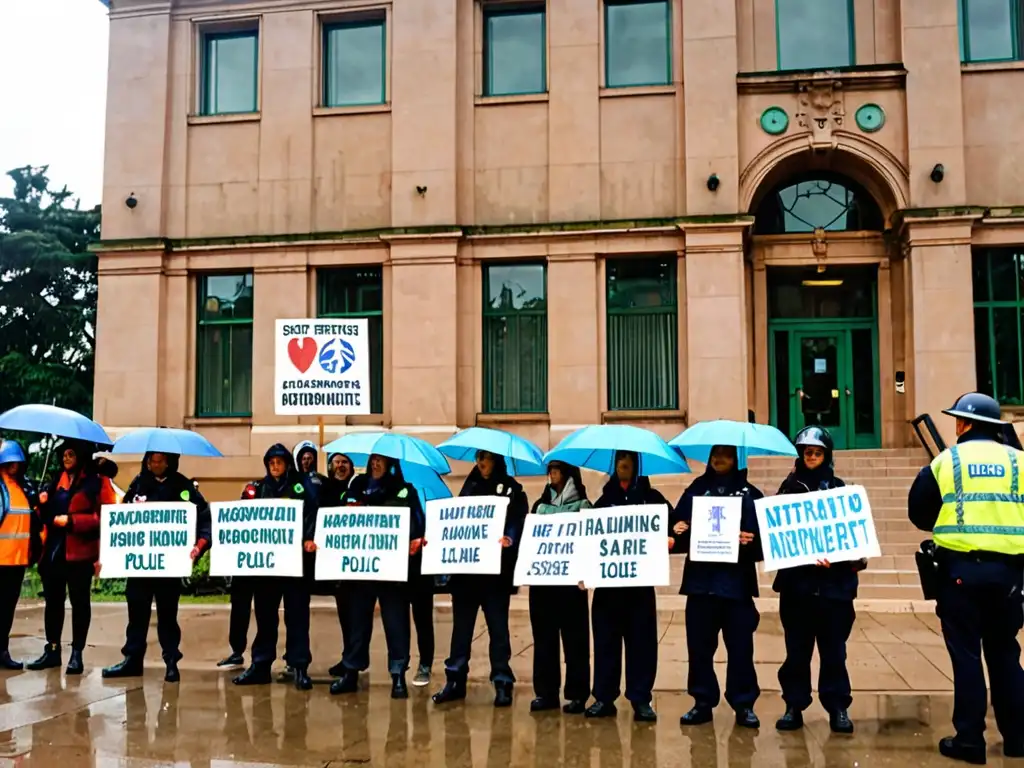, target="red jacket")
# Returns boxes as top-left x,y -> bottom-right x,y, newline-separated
38,471 -> 115,563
